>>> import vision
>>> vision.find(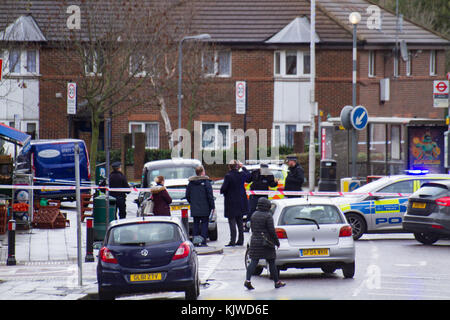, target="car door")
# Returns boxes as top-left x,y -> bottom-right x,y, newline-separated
372,179 -> 414,231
